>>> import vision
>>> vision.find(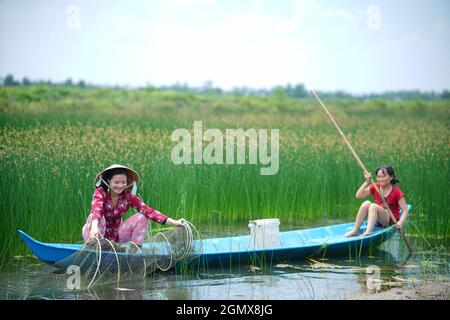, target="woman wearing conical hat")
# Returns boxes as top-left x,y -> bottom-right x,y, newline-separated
82,164 -> 185,245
